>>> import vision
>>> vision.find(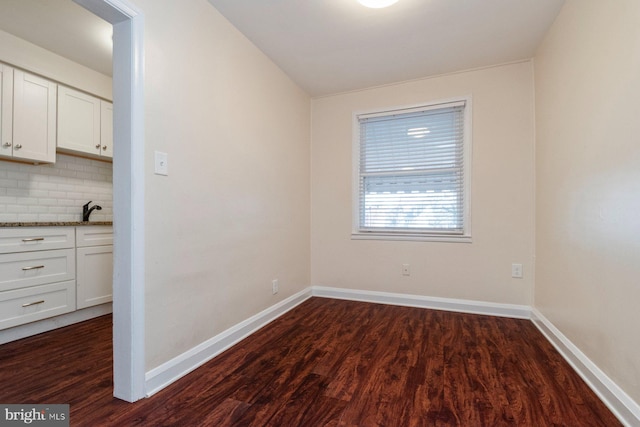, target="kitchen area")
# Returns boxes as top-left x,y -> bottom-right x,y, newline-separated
0,0 -> 114,343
